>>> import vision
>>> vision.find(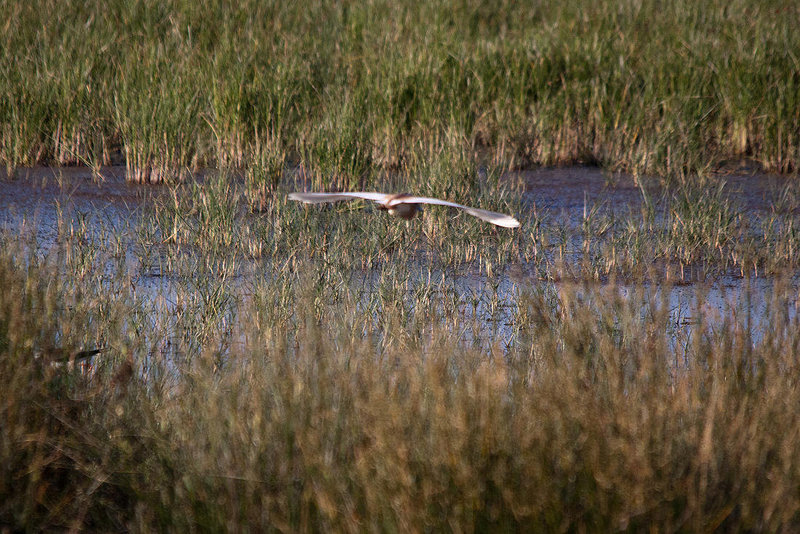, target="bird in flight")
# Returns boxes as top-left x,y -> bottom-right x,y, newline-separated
288,192 -> 520,228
